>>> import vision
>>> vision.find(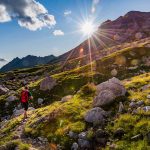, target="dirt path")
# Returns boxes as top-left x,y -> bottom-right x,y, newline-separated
14,118 -> 49,150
